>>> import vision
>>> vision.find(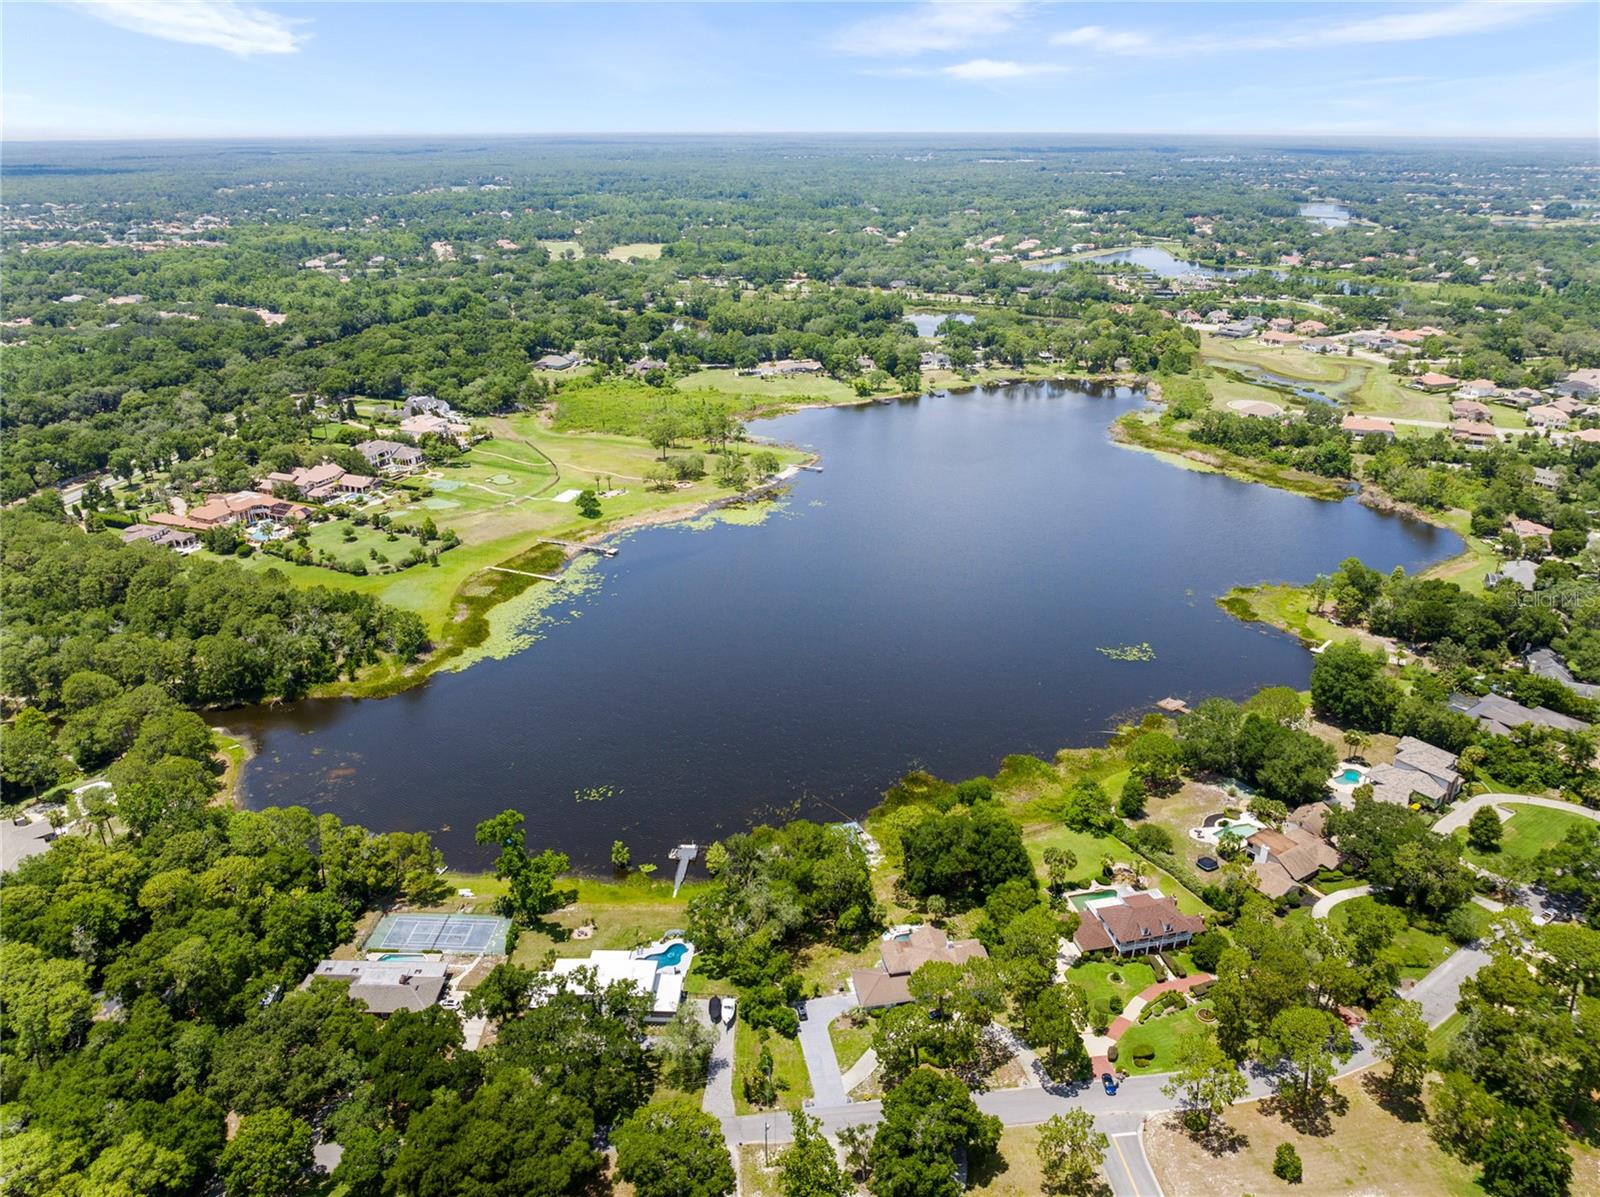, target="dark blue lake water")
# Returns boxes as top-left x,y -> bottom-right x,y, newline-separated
234,383 -> 1457,870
